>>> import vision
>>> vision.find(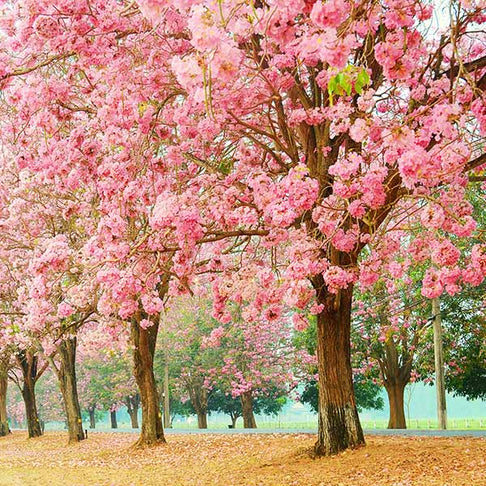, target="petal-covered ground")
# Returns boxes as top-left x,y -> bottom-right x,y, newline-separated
0,431 -> 485,485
